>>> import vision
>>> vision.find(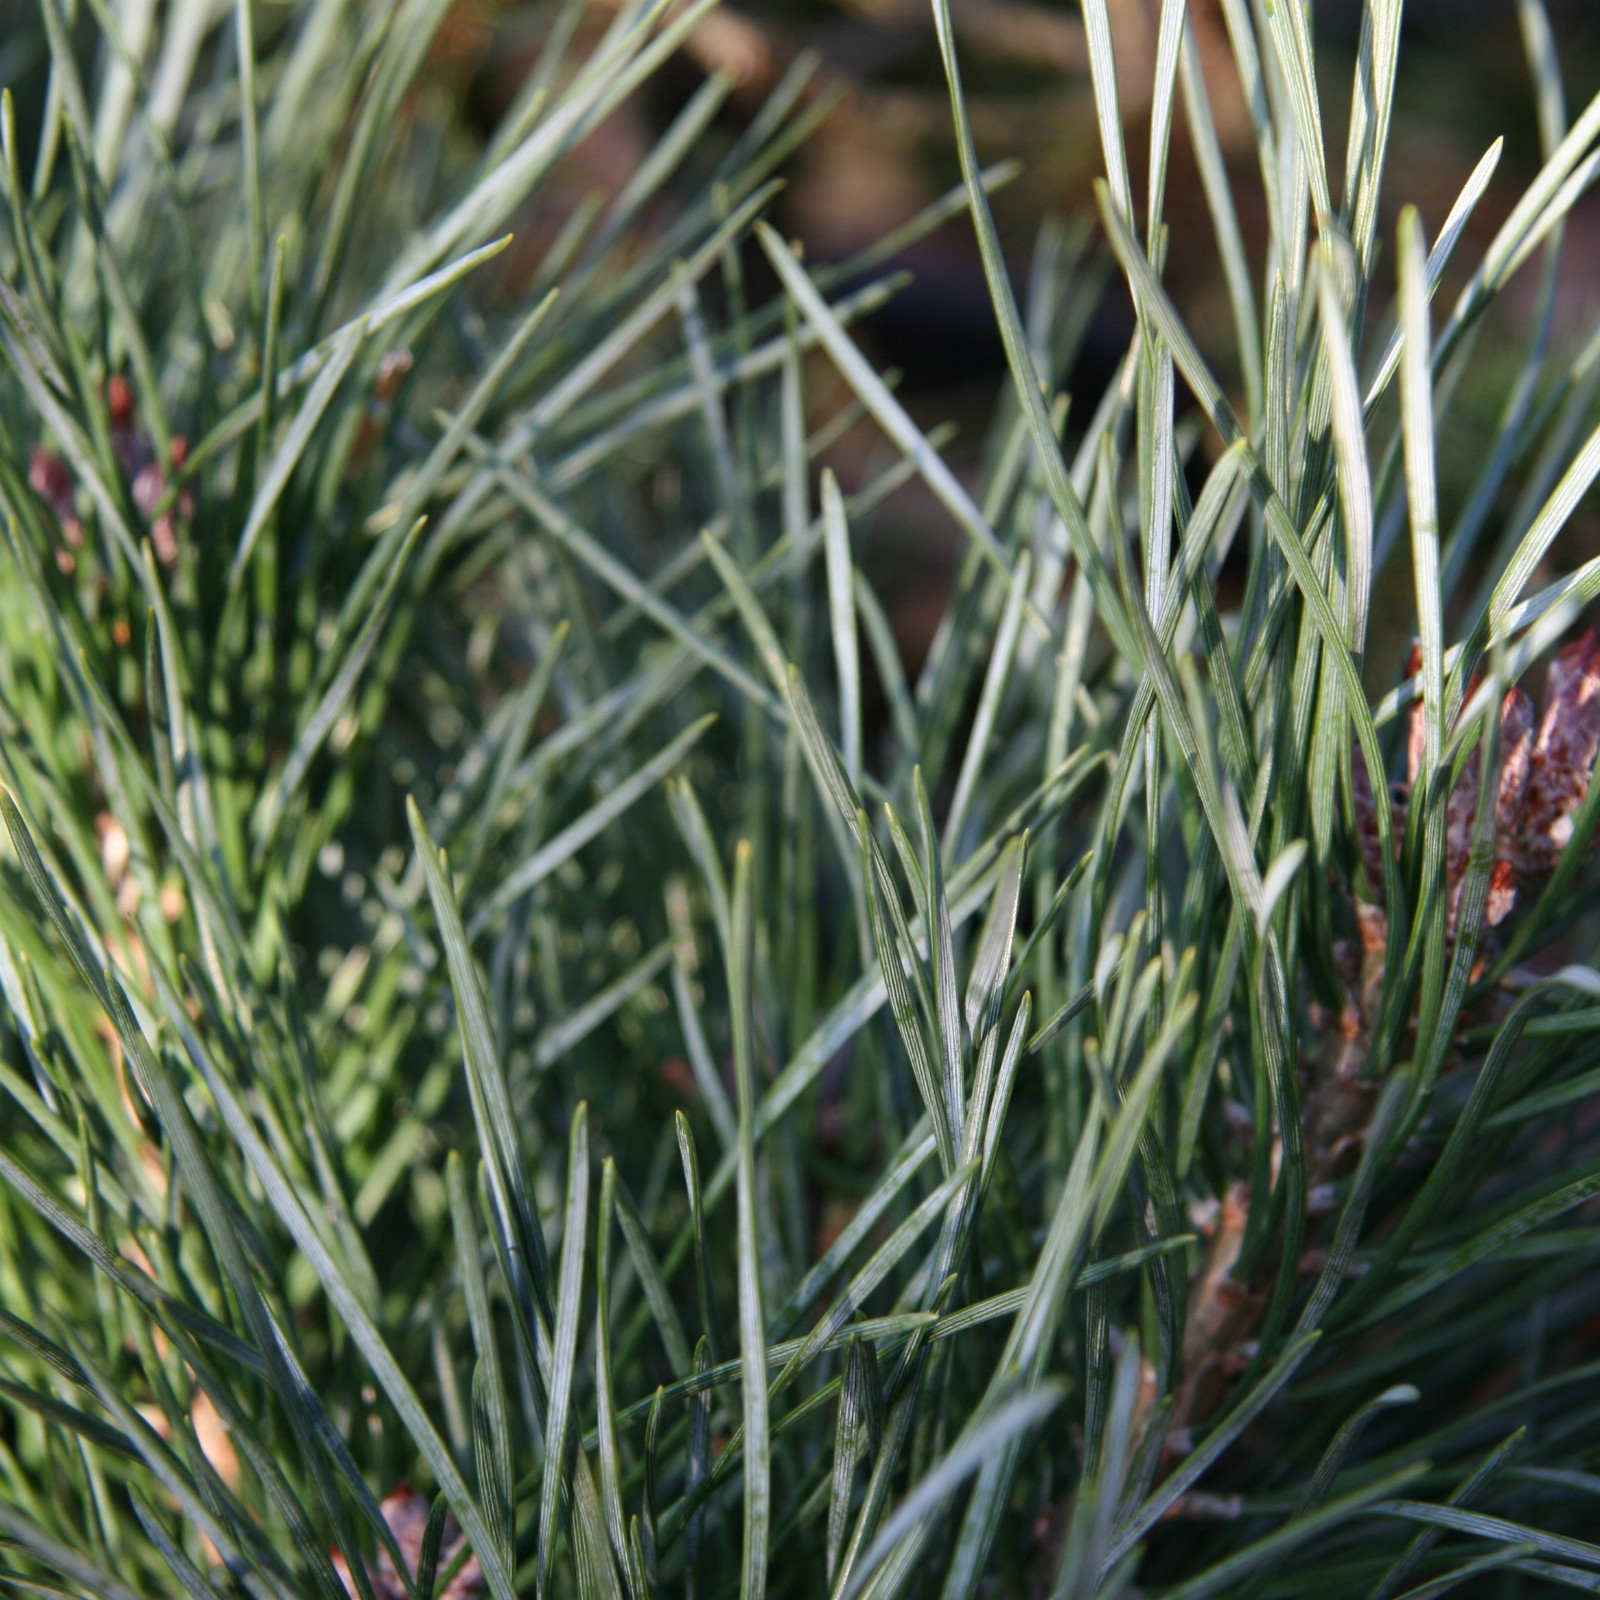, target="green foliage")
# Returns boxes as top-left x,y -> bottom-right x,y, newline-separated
2,1 -> 1600,1597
